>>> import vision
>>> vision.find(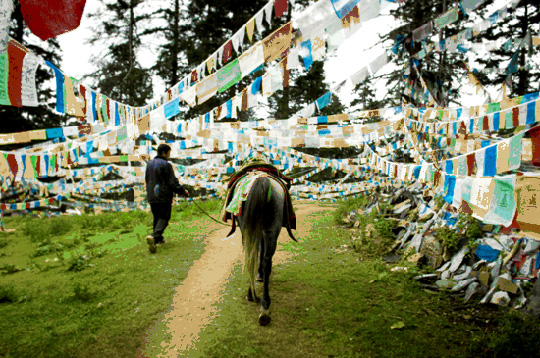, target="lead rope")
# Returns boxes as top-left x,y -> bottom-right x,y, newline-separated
191,200 -> 229,226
